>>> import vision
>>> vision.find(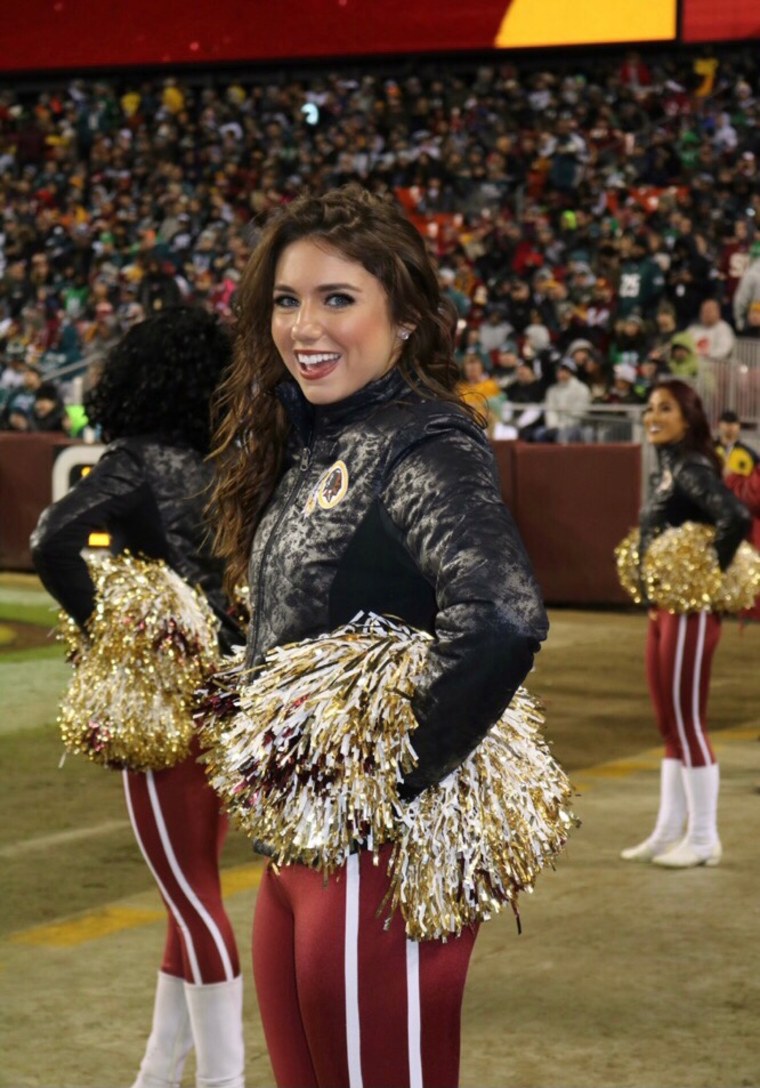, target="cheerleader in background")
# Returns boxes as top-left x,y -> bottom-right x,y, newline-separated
31,308 -> 246,1088
621,379 -> 751,869
724,460 -> 760,623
